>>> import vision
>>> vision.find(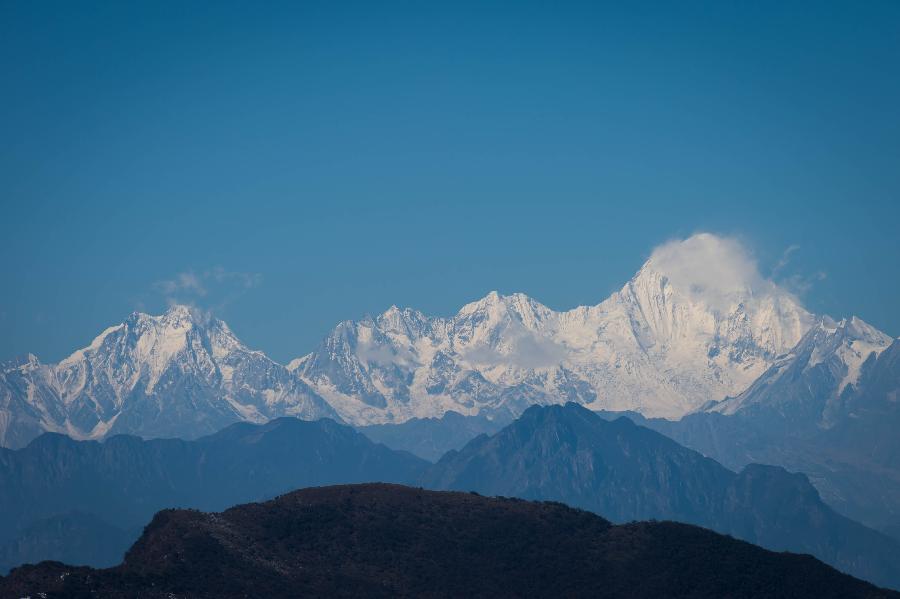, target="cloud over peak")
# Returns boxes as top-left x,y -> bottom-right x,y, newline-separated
643,233 -> 796,310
